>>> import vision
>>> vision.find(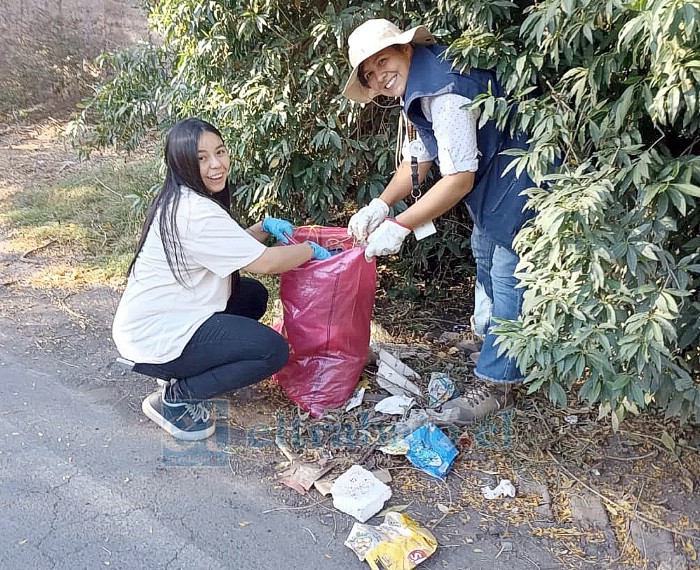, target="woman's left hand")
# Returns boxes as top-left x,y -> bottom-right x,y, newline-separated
262,217 -> 294,244
364,219 -> 411,261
